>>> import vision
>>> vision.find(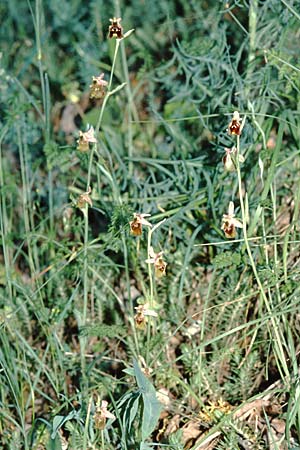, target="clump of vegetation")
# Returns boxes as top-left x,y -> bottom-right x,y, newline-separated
1,1 -> 300,449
